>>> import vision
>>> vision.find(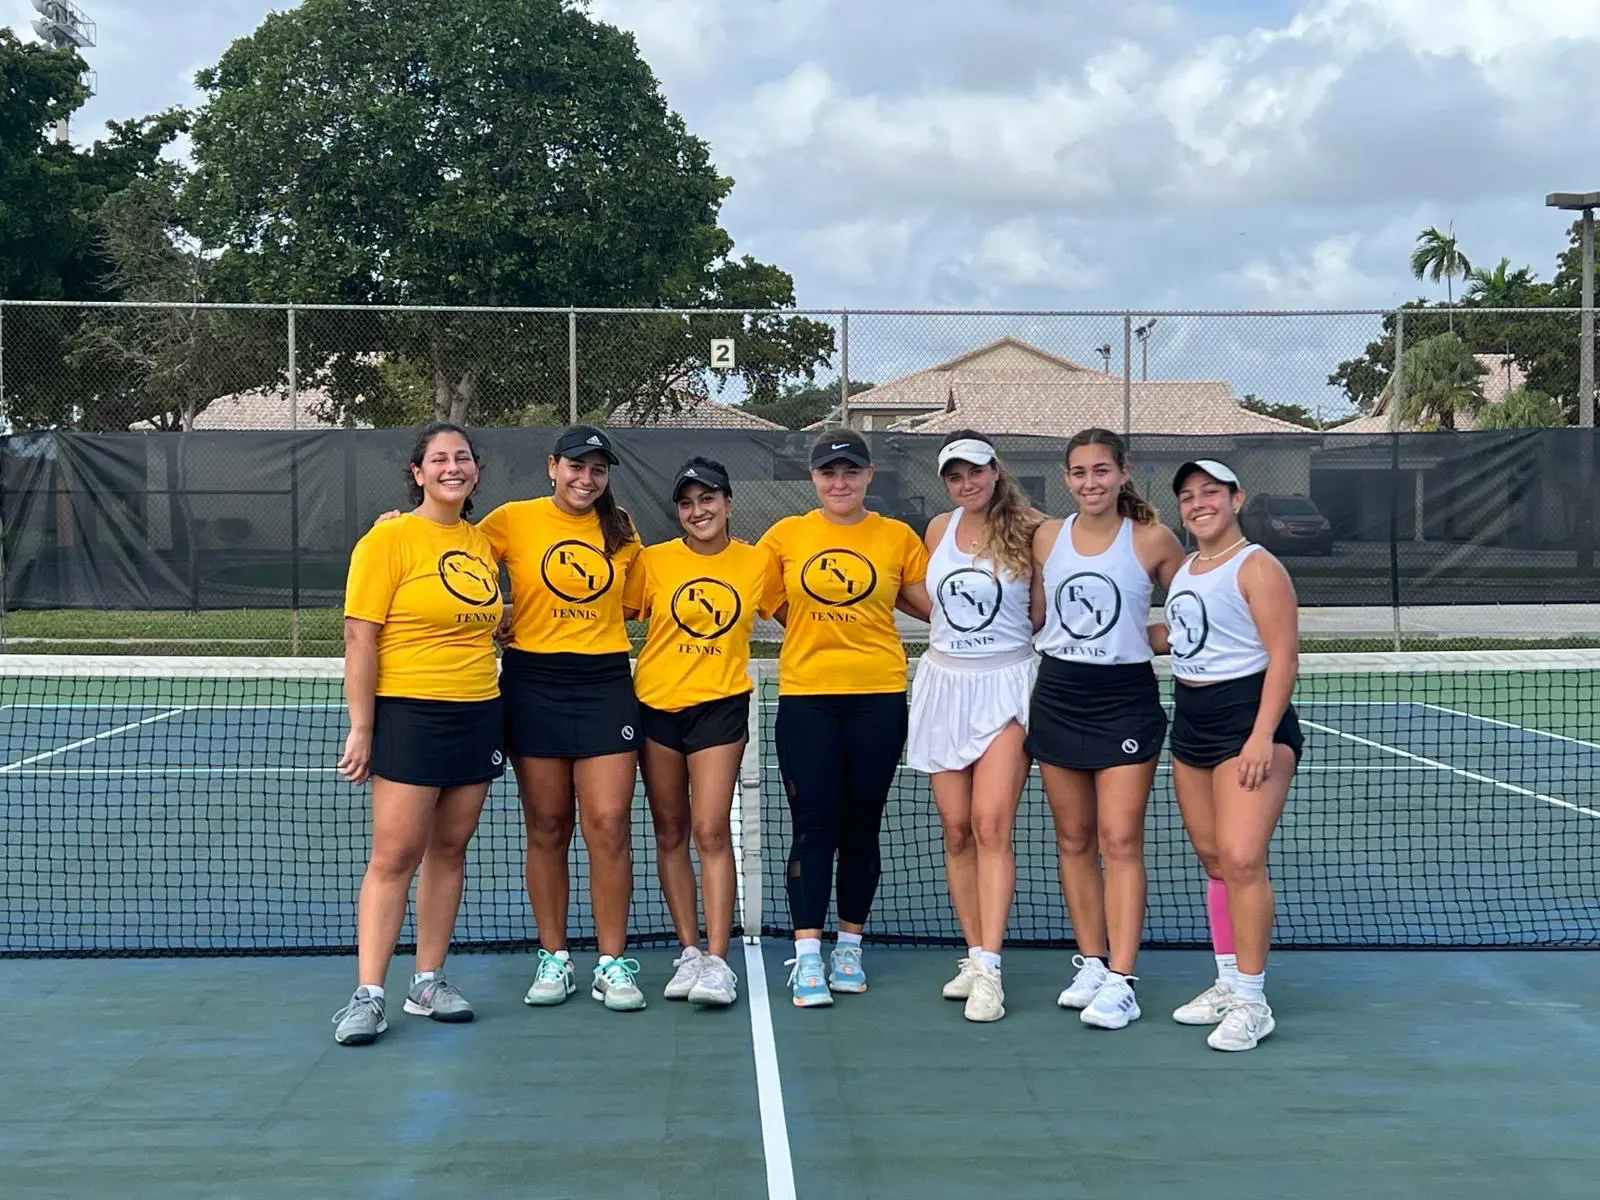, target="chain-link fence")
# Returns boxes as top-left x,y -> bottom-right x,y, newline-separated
0,302 -> 1595,652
